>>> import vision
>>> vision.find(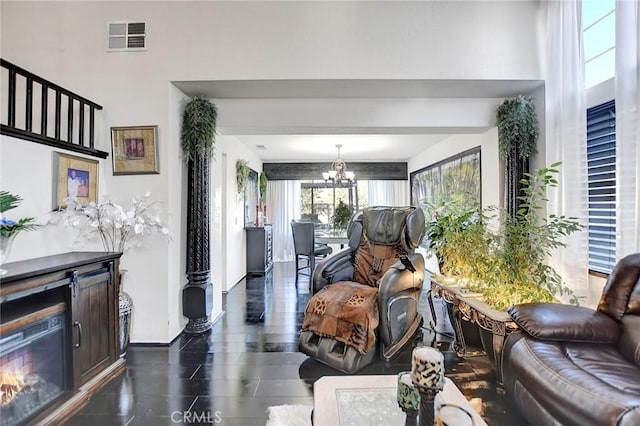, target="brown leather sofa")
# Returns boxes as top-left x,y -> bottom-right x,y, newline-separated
502,253 -> 640,426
